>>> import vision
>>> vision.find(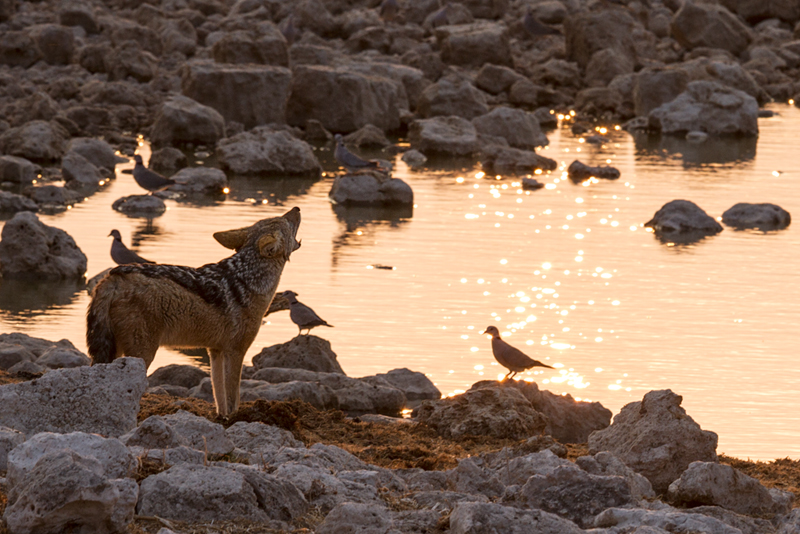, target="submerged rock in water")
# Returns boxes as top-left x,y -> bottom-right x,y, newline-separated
568,160 -> 620,181
409,116 -> 479,156
329,171 -> 413,206
216,126 -> 321,176
112,194 -> 167,215
644,199 -> 724,239
721,202 -> 790,231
